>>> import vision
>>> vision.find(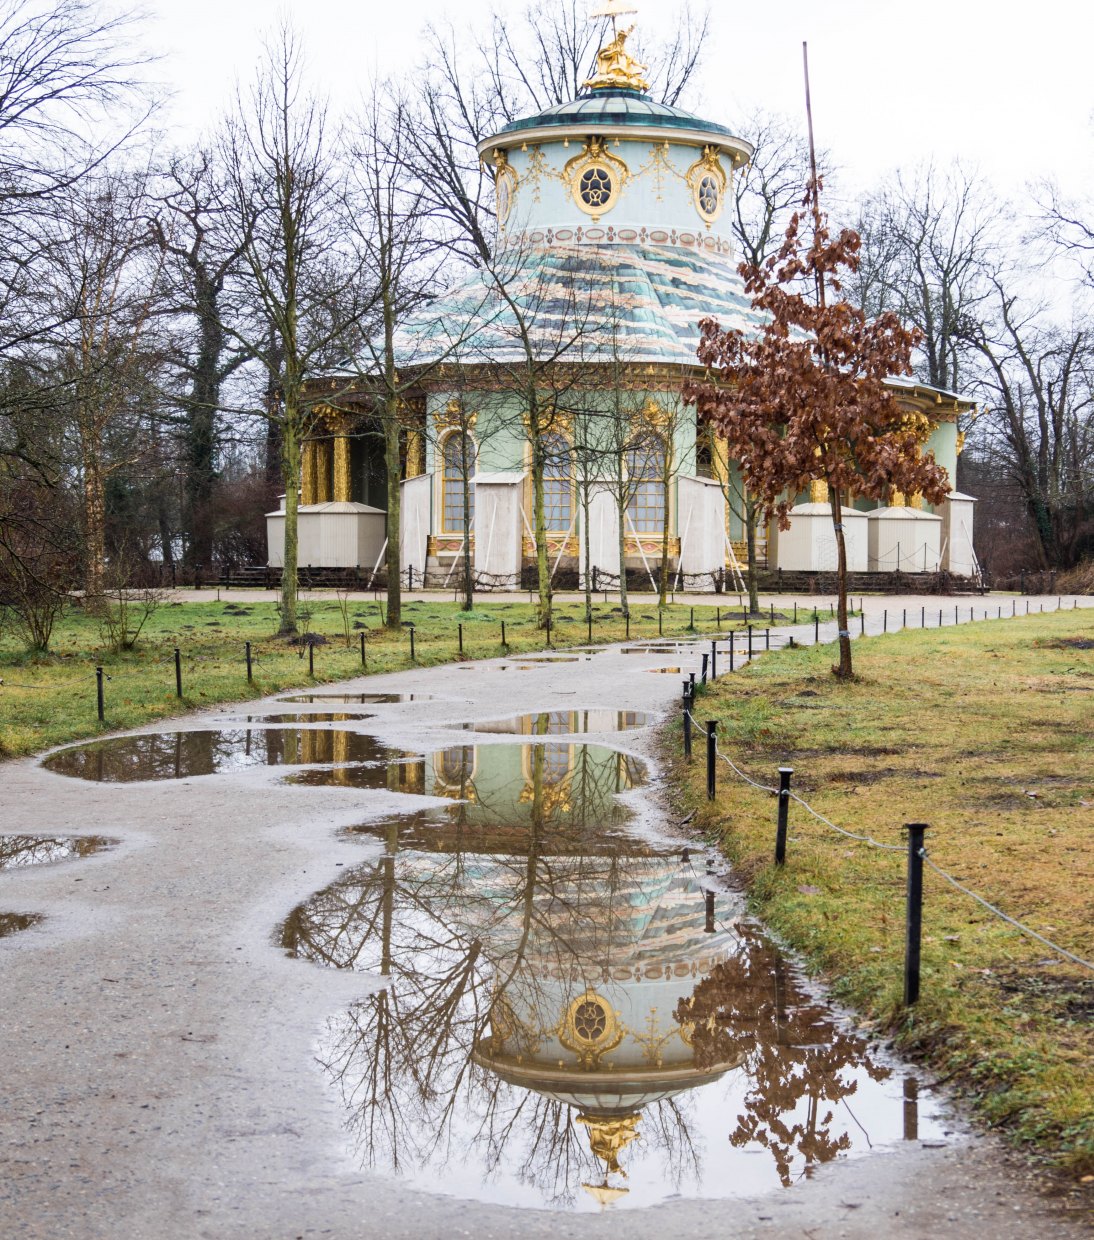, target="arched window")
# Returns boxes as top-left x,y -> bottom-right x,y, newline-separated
626,439 -> 665,533
542,433 -> 572,531
441,431 -> 475,533
695,426 -> 714,479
